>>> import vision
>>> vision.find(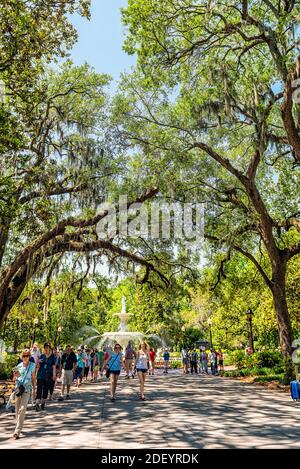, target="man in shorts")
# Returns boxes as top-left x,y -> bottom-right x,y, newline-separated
58,345 -> 77,401
124,342 -> 136,378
